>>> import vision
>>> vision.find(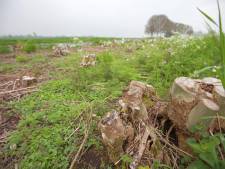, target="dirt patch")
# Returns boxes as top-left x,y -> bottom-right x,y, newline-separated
81,46 -> 109,53
0,54 -> 16,64
76,147 -> 110,169
0,107 -> 20,144
0,105 -> 20,169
